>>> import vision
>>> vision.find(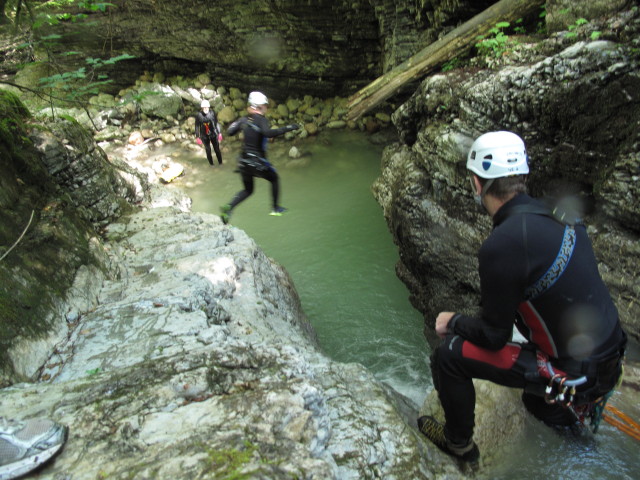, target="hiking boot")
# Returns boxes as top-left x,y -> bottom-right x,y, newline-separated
220,204 -> 232,224
0,418 -> 68,479
269,206 -> 287,216
417,416 -> 479,463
